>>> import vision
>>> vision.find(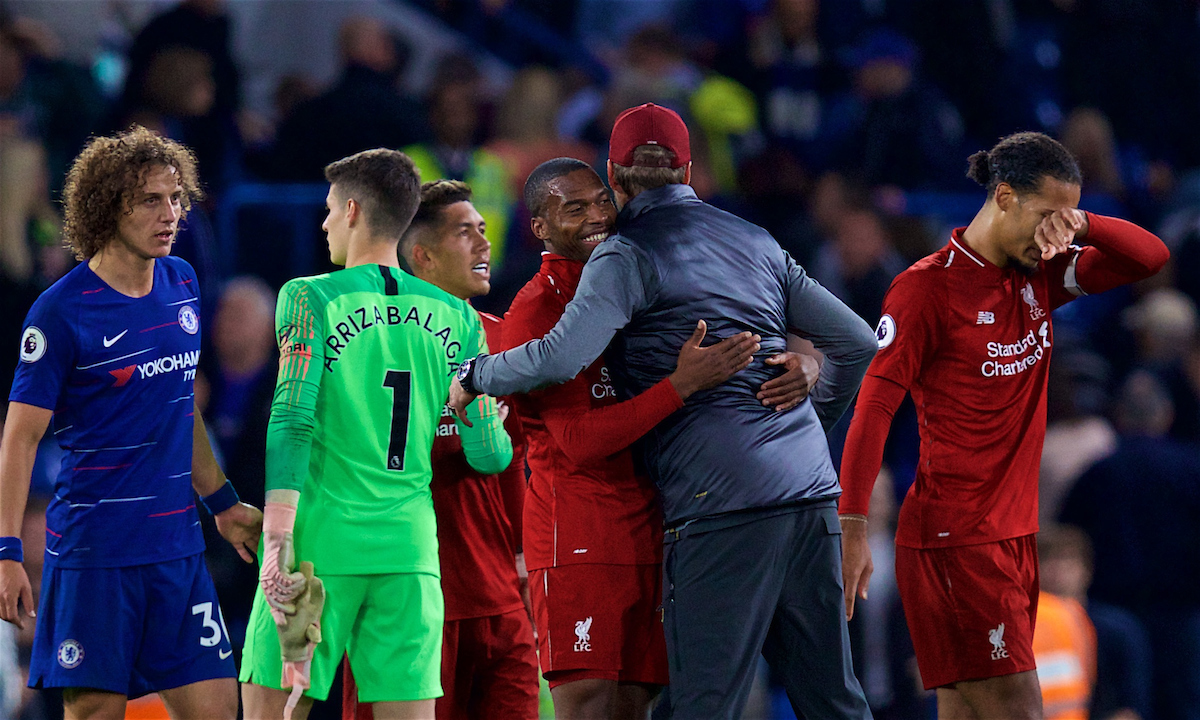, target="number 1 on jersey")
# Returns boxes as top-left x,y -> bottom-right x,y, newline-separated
383,370 -> 412,471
